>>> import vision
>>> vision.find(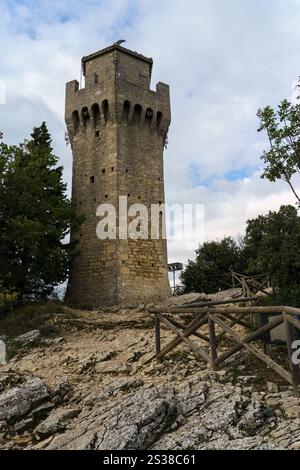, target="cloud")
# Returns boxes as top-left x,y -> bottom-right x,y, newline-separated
0,0 -> 299,269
